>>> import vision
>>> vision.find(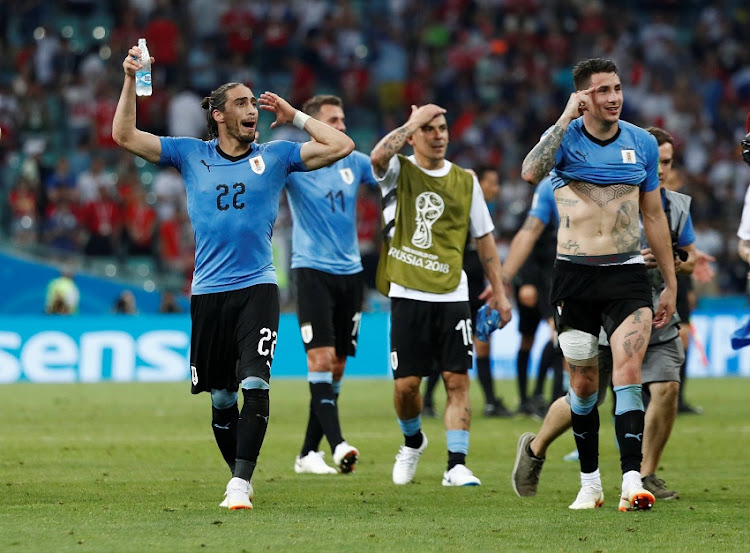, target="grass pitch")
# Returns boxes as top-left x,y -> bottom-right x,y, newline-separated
2,378 -> 749,552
